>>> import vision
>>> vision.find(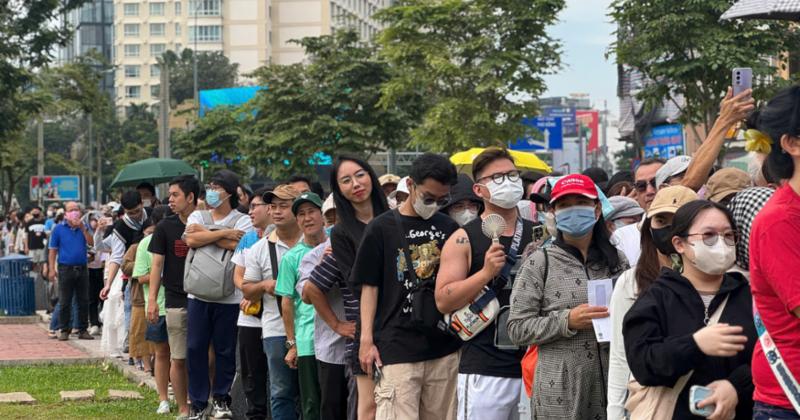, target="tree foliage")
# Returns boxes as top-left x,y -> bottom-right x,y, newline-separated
173,107 -> 250,181
375,0 -> 564,152
0,0 -> 87,143
610,0 -> 800,137
244,28 -> 419,179
162,49 -> 239,106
